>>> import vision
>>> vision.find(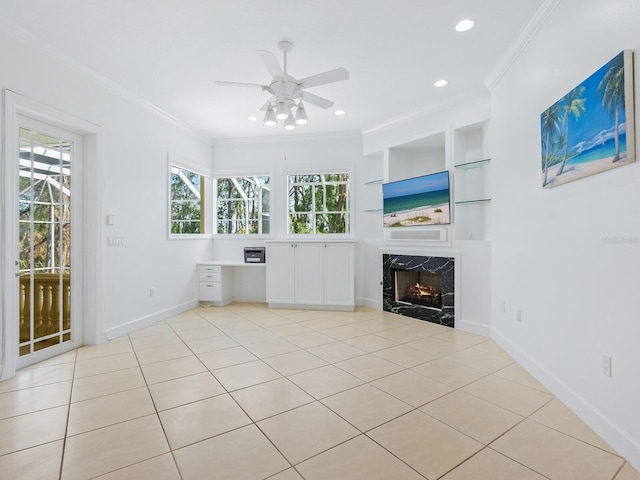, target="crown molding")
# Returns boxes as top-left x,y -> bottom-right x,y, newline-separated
212,130 -> 362,146
0,19 -> 213,145
361,85 -> 489,139
484,0 -> 561,92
